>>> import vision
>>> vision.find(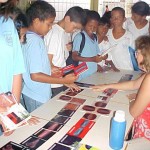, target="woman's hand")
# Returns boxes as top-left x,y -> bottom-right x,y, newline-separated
90,84 -> 109,91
